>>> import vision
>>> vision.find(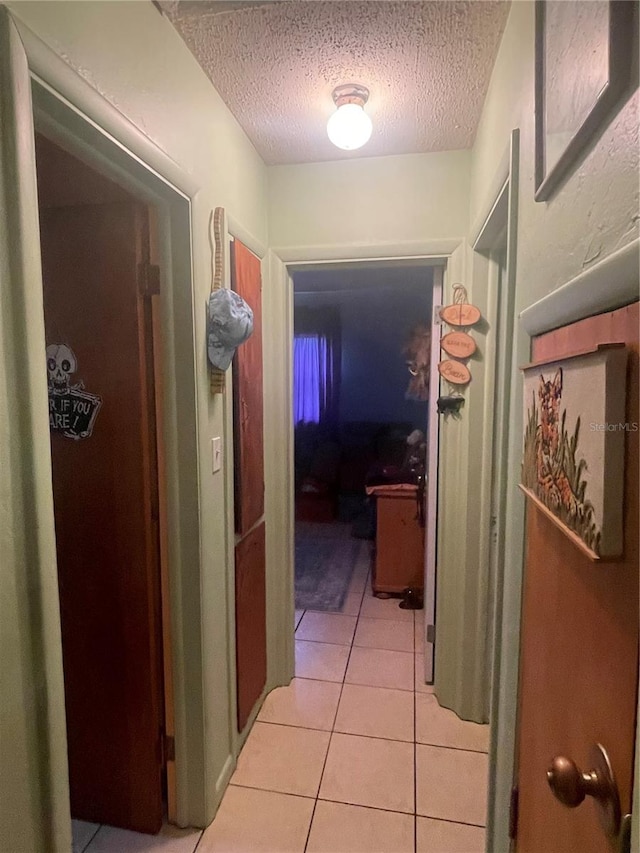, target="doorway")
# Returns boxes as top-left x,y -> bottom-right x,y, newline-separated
290,261 -> 438,674
35,133 -> 173,835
